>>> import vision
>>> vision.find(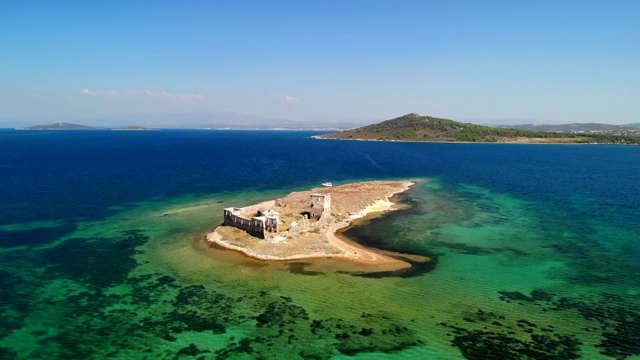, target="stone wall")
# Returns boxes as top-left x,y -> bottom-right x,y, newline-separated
223,203 -> 279,239
223,208 -> 266,238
